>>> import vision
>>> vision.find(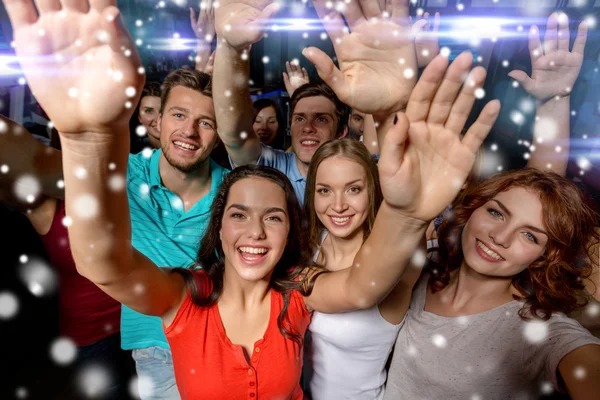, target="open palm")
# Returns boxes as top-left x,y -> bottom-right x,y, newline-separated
306,0 -> 417,115
4,0 -> 143,134
509,13 -> 587,103
216,0 -> 280,50
379,53 -> 501,222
